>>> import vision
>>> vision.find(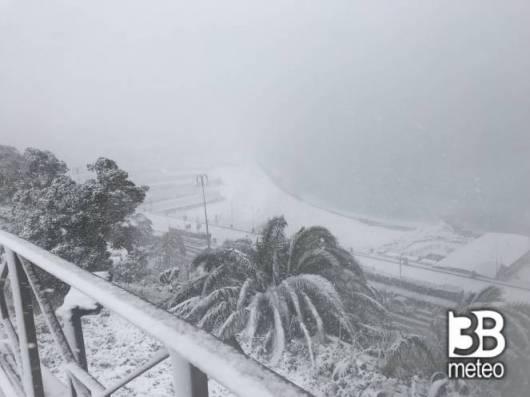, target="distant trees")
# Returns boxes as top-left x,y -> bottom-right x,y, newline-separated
1,145 -> 148,275
110,213 -> 155,284
155,228 -> 186,270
